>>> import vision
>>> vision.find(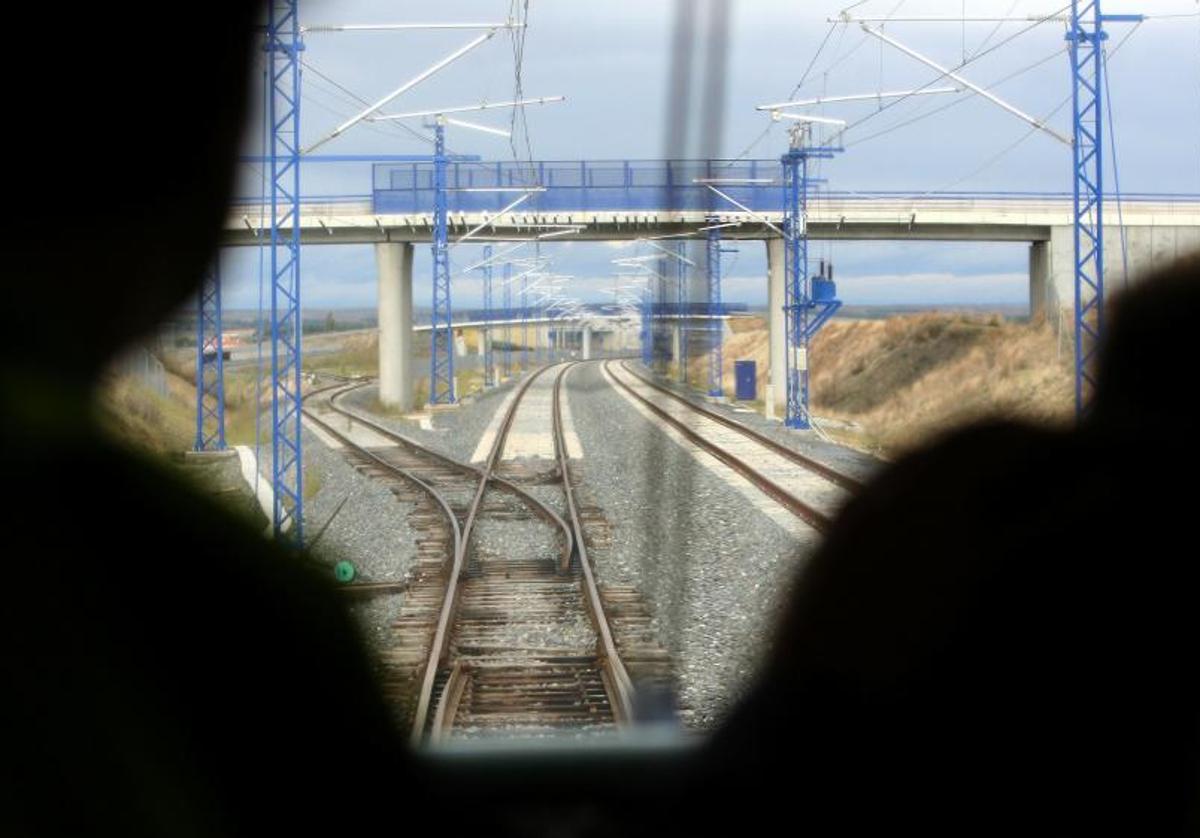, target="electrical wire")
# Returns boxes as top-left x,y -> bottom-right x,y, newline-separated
924,22 -> 1141,194
846,45 -> 1066,149
1102,44 -> 1130,291
832,1 -> 1075,145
